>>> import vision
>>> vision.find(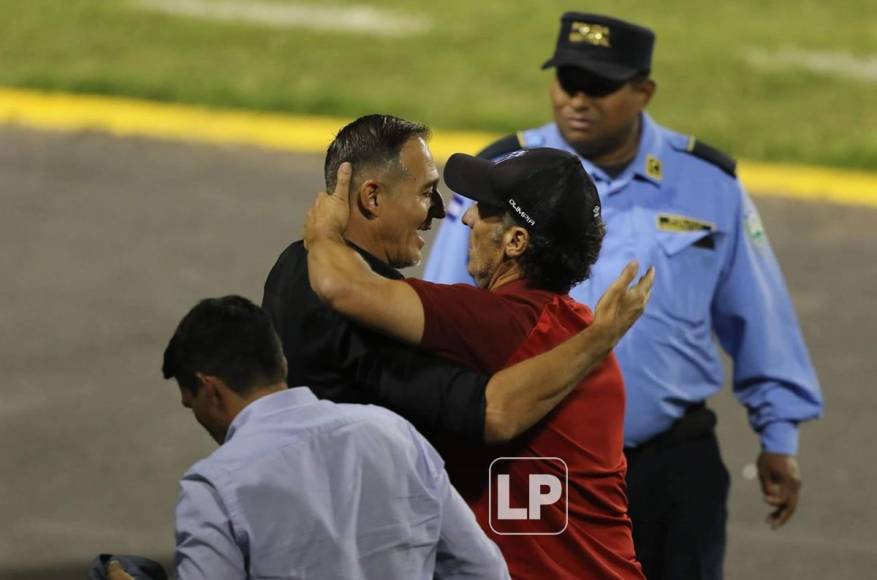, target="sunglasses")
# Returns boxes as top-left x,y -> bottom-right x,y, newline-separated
556,67 -> 626,98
